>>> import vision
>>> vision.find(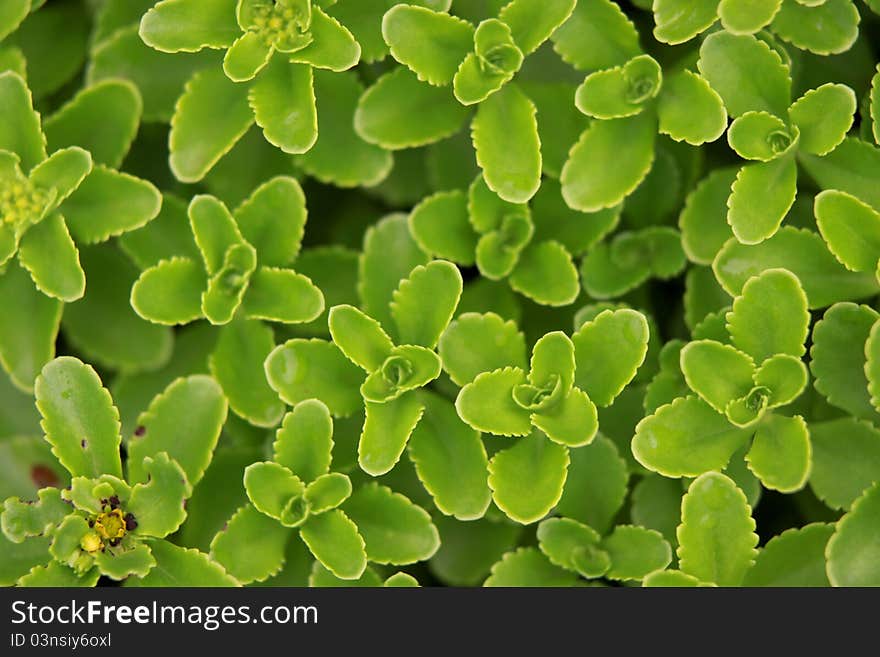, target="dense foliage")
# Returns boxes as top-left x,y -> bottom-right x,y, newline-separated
2,0 -> 880,587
